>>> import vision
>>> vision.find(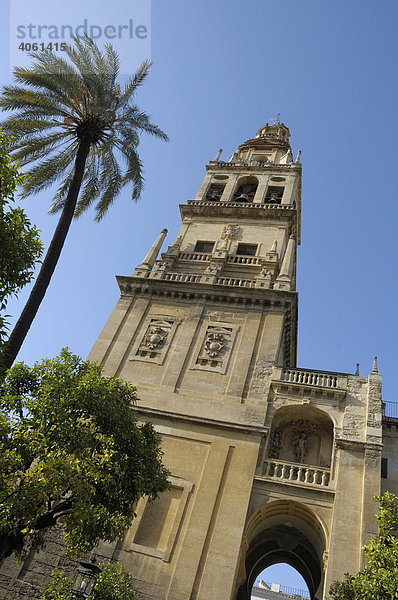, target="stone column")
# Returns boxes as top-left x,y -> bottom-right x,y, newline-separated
253,175 -> 269,204
220,174 -> 239,202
